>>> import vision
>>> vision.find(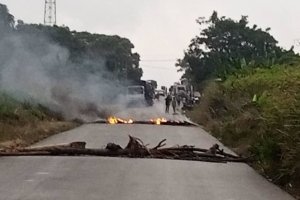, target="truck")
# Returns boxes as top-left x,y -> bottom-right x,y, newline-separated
169,78 -> 195,109
161,86 -> 167,96
157,90 -> 165,96
178,78 -> 194,103
126,80 -> 154,107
